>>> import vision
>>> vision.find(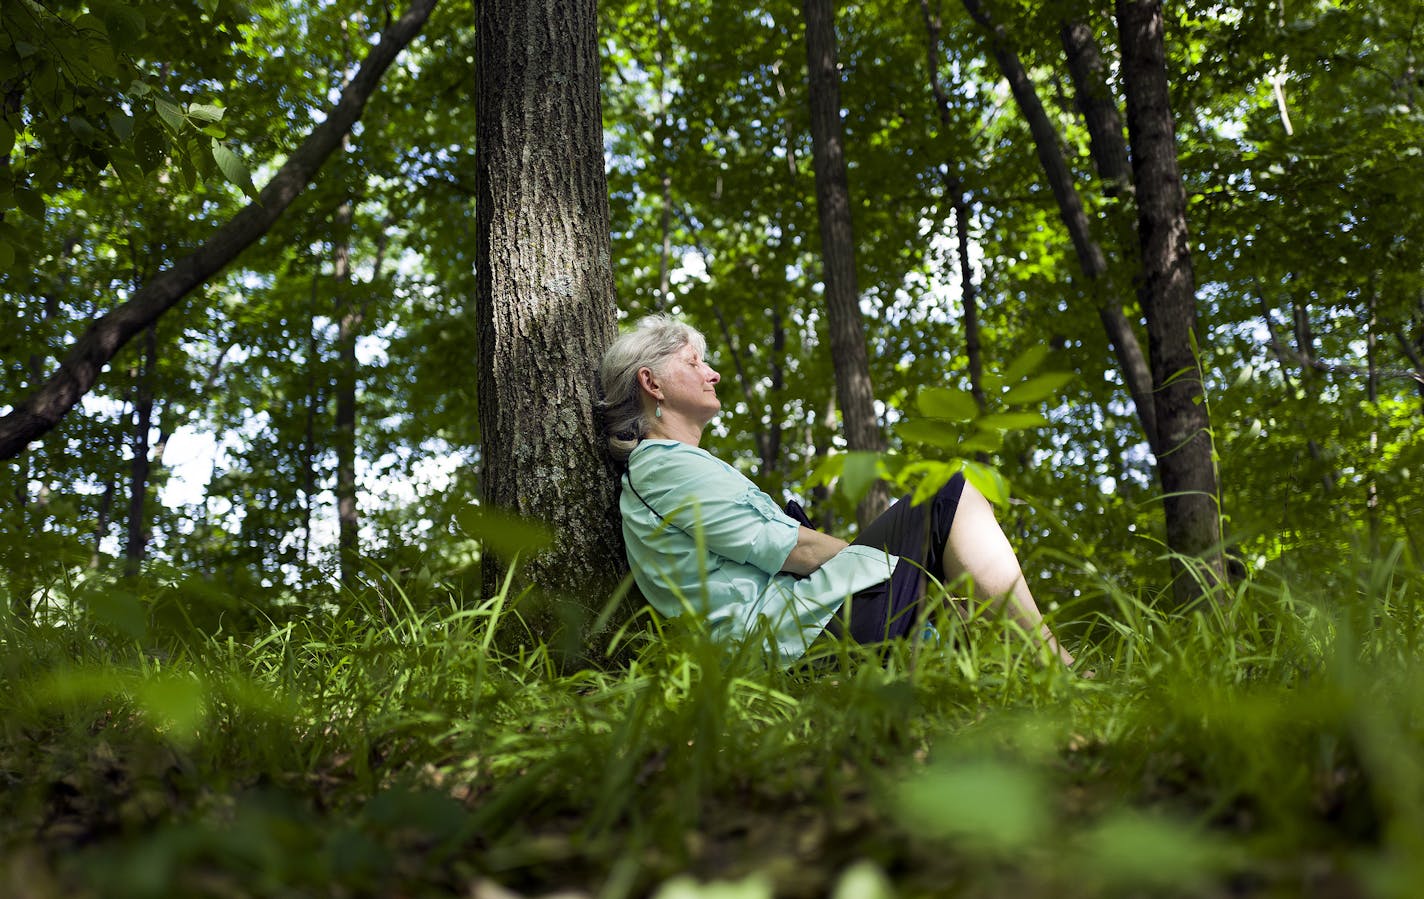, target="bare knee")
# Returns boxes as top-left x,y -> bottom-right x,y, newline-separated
943,481 -> 1024,598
